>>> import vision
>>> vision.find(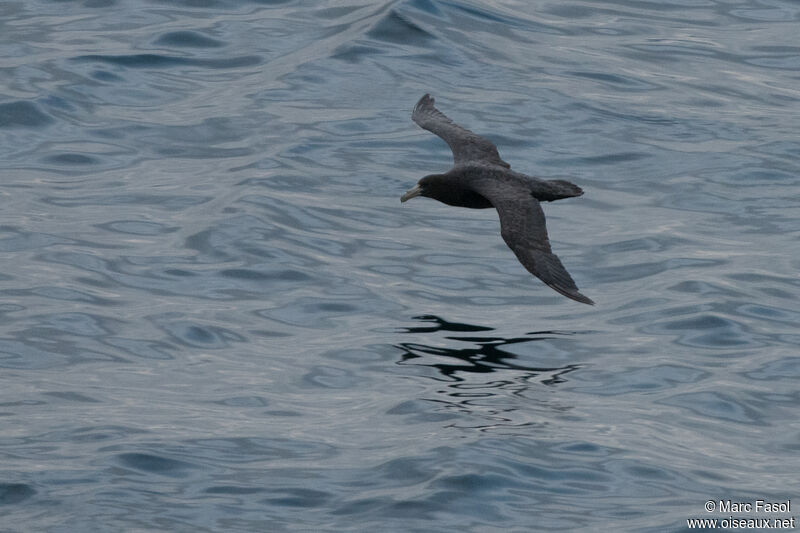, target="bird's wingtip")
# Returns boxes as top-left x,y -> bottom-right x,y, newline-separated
547,283 -> 595,305
415,93 -> 433,109
569,291 -> 595,305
